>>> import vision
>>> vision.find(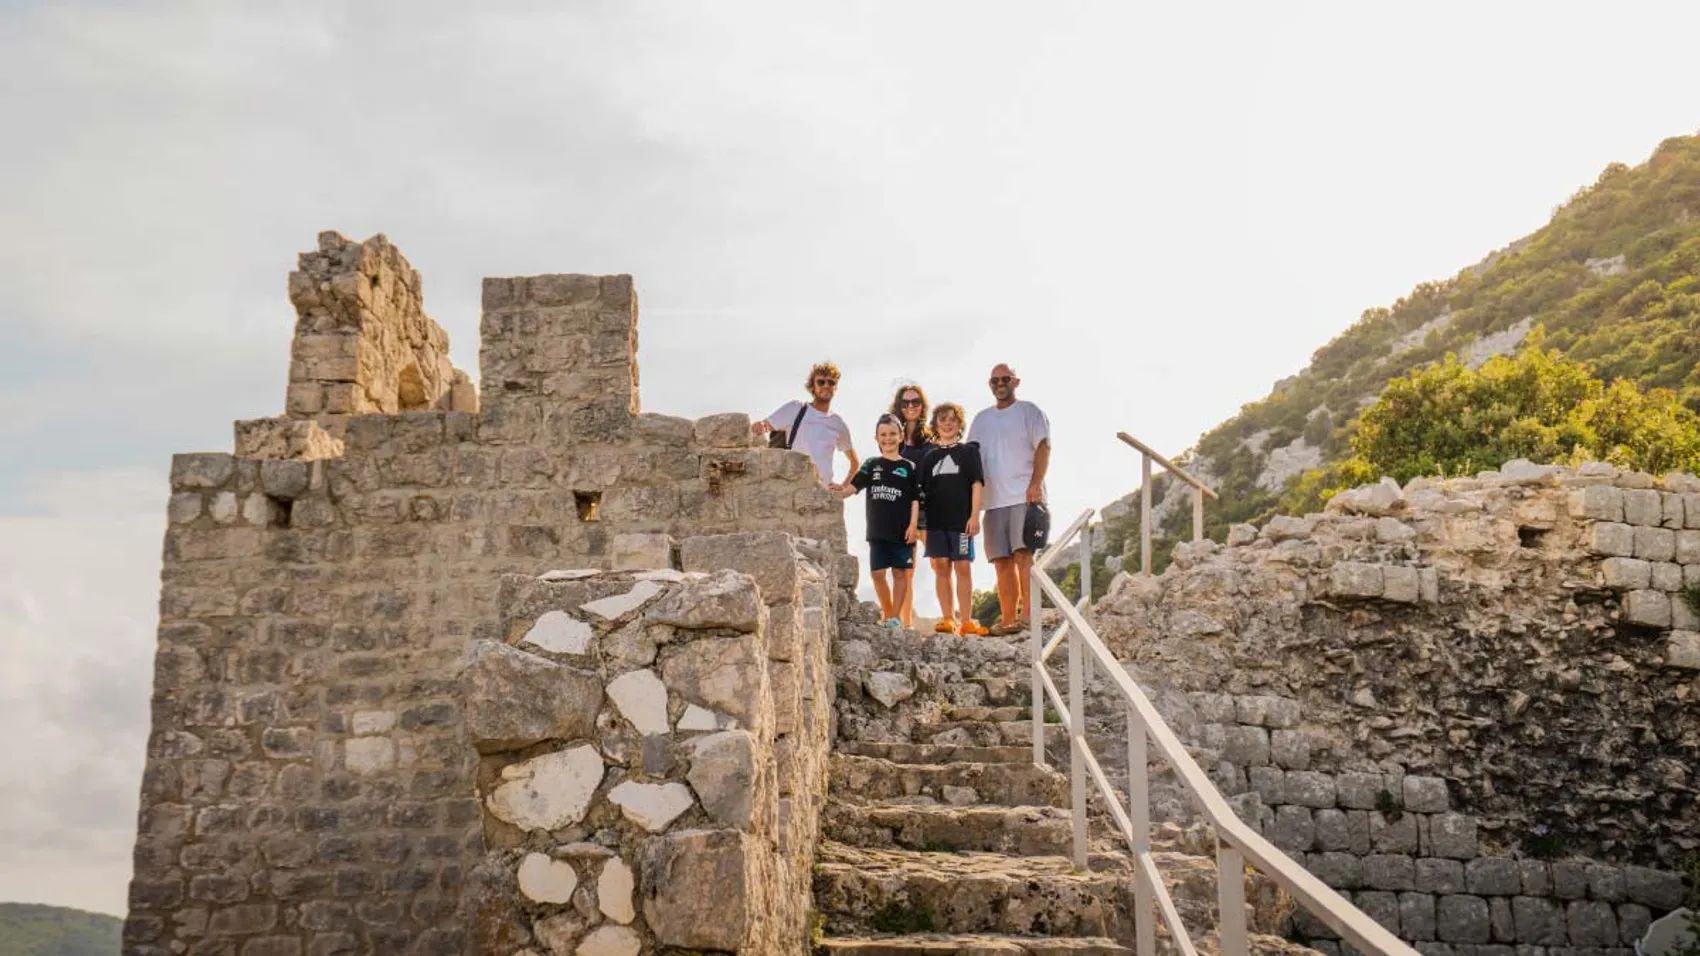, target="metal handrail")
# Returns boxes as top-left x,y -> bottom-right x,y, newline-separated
1116,432 -> 1216,575
1031,508 -> 1418,956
